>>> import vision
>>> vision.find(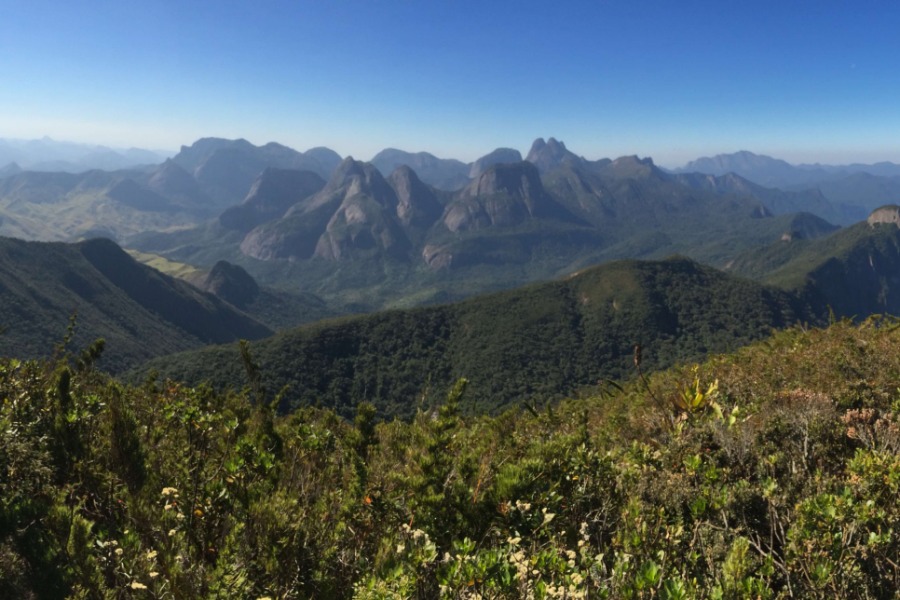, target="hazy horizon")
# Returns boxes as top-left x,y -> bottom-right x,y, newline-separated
3,1 -> 899,168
